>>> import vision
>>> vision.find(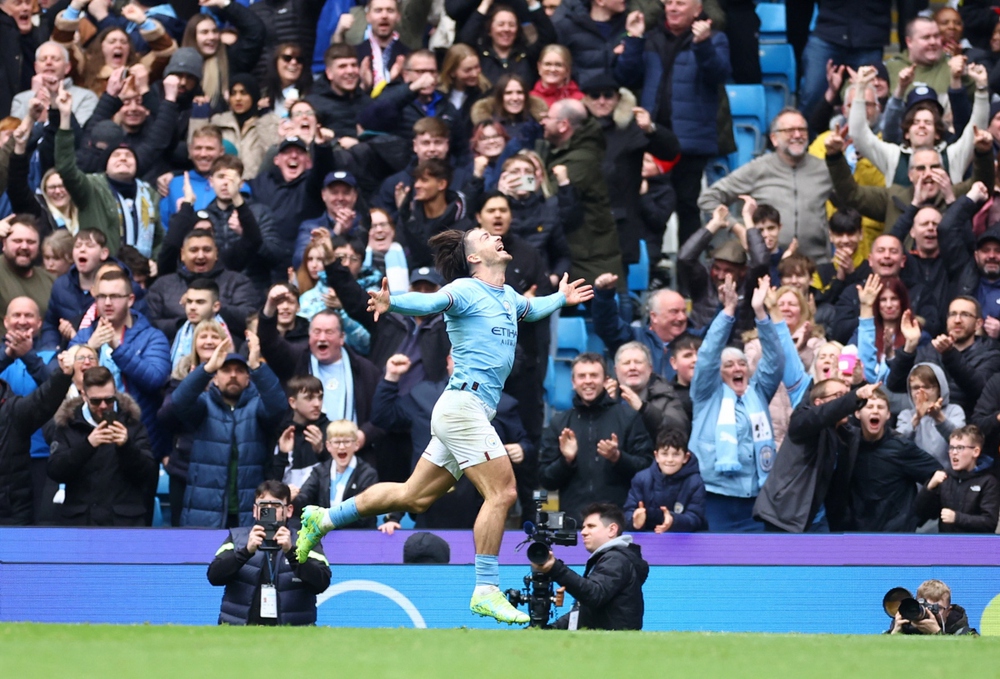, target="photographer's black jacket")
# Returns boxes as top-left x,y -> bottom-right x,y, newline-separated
549,536 -> 649,631
207,526 -> 331,626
